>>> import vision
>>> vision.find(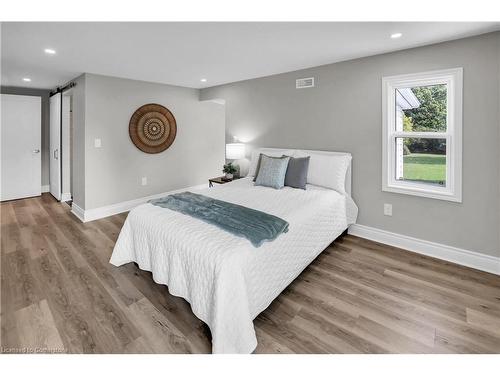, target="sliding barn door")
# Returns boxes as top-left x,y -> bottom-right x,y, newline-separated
0,94 -> 42,201
49,92 -> 62,200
